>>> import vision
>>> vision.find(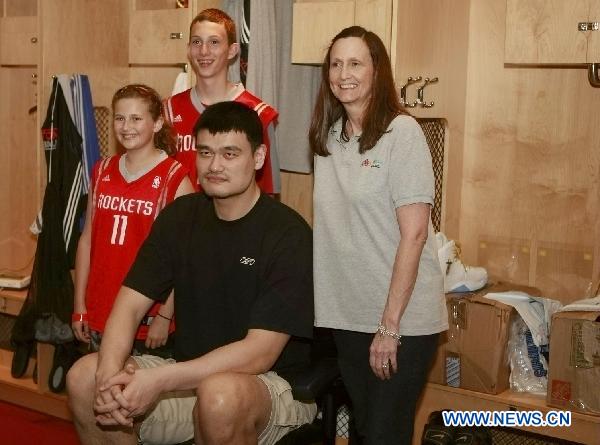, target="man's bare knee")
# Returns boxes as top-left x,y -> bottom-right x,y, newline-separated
194,373 -> 259,443
195,373 -> 248,422
67,353 -> 98,401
